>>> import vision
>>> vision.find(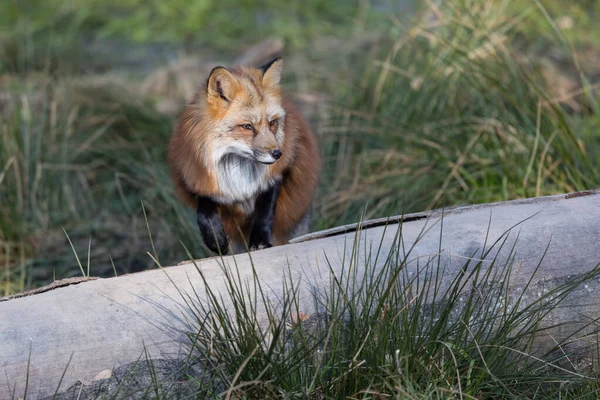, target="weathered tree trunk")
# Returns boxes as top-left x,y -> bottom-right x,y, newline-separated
1,190 -> 599,399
